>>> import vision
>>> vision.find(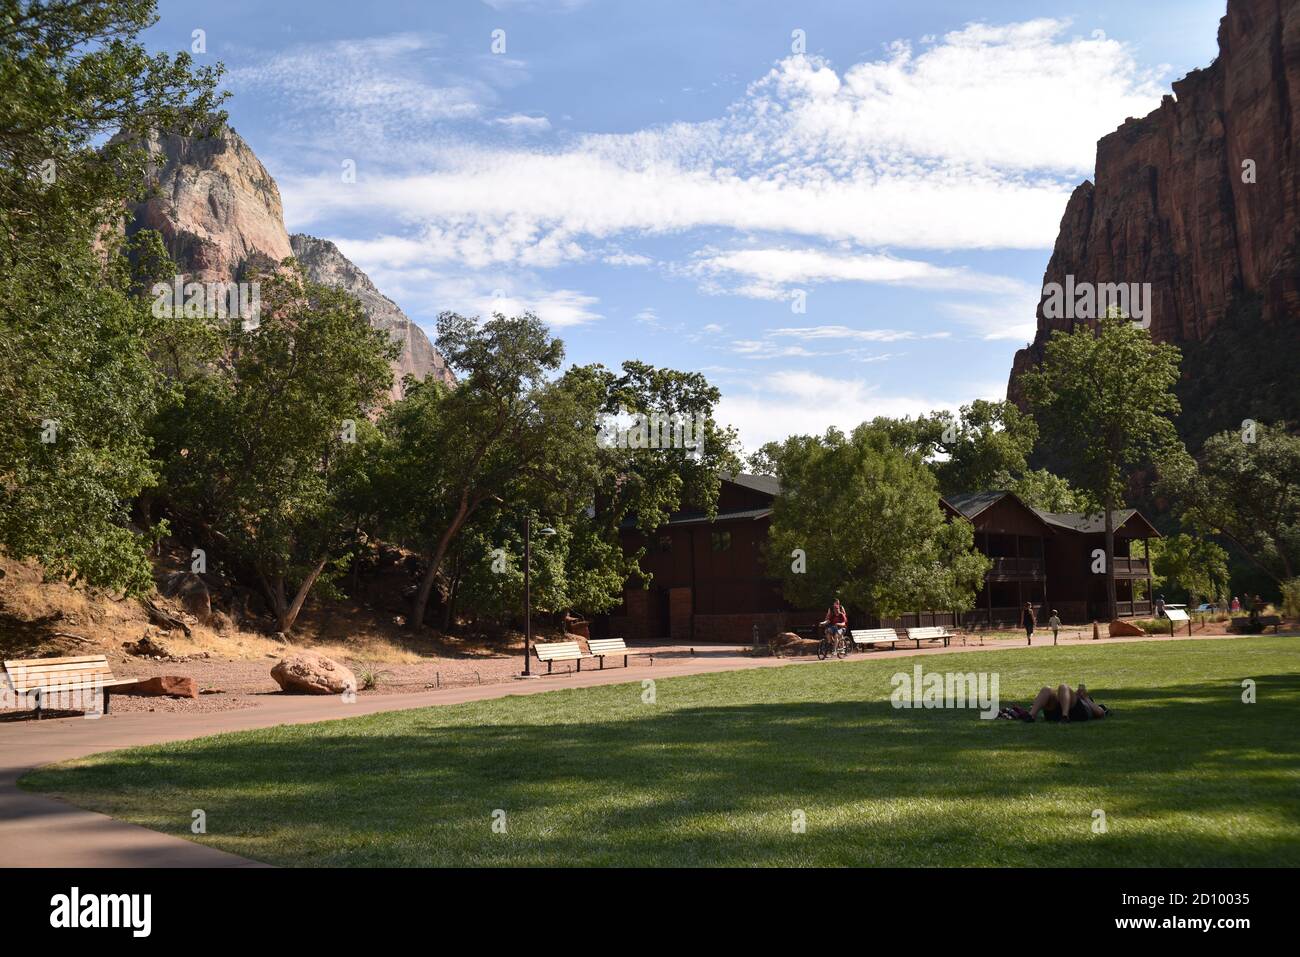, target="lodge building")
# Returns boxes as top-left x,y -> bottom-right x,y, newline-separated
595,474 -> 1159,644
